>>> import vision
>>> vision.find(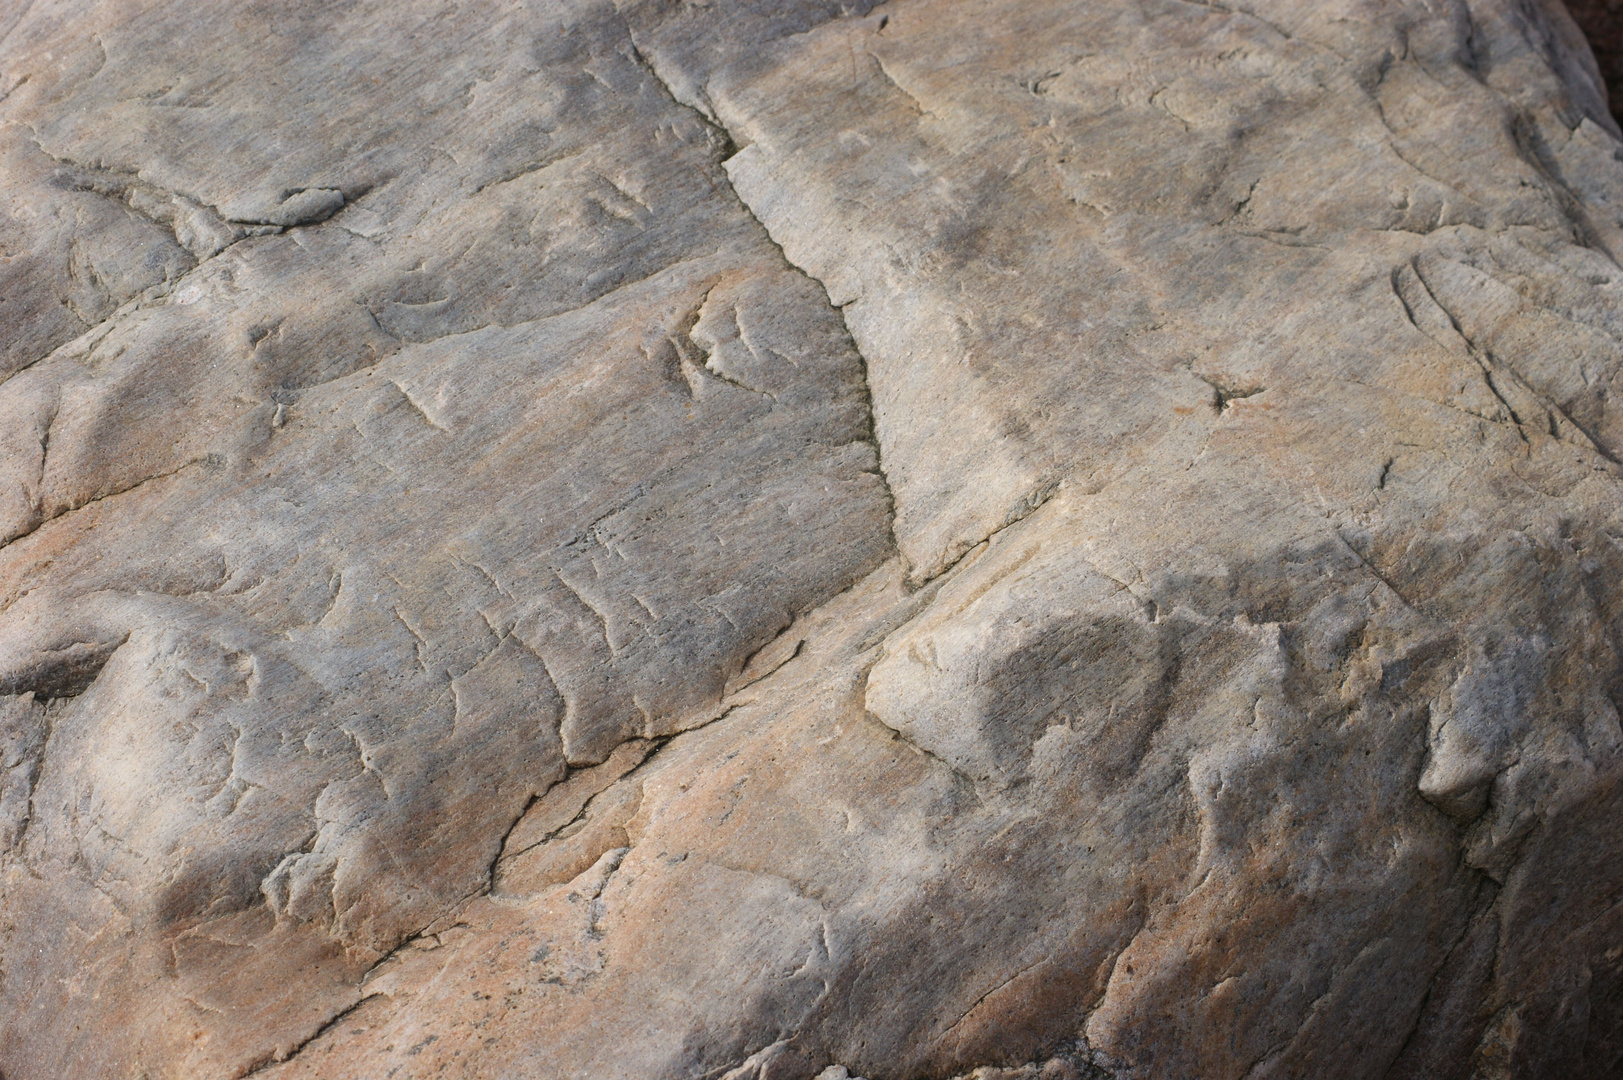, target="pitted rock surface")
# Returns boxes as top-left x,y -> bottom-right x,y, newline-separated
3,1 -> 1623,1078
